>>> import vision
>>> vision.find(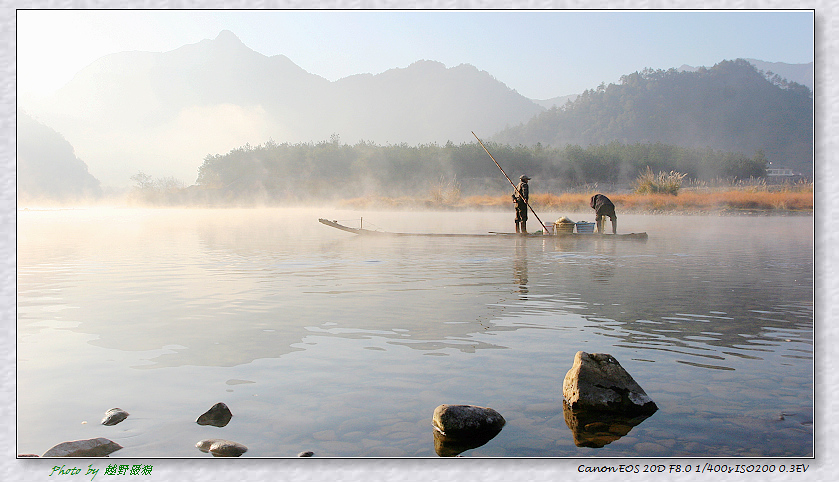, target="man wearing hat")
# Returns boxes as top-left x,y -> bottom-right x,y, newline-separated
512,175 -> 530,233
